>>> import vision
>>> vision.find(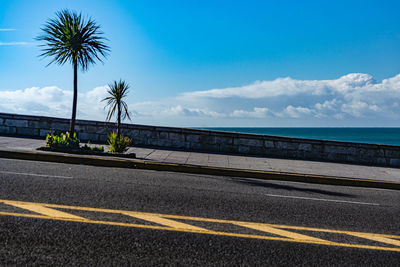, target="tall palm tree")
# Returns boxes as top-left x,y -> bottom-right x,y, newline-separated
102,80 -> 131,137
36,9 -> 109,134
